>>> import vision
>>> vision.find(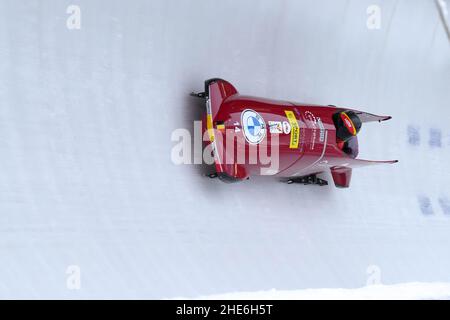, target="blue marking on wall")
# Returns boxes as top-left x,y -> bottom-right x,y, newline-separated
407,125 -> 420,146
429,128 -> 442,148
439,197 -> 450,215
418,195 -> 434,215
